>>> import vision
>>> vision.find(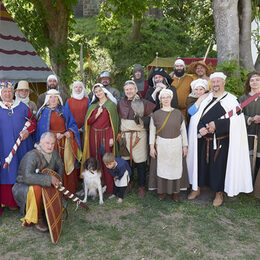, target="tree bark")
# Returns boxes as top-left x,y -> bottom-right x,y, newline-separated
130,16 -> 142,41
255,54 -> 260,71
213,0 -> 240,65
35,0 -> 70,92
238,0 -> 254,70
